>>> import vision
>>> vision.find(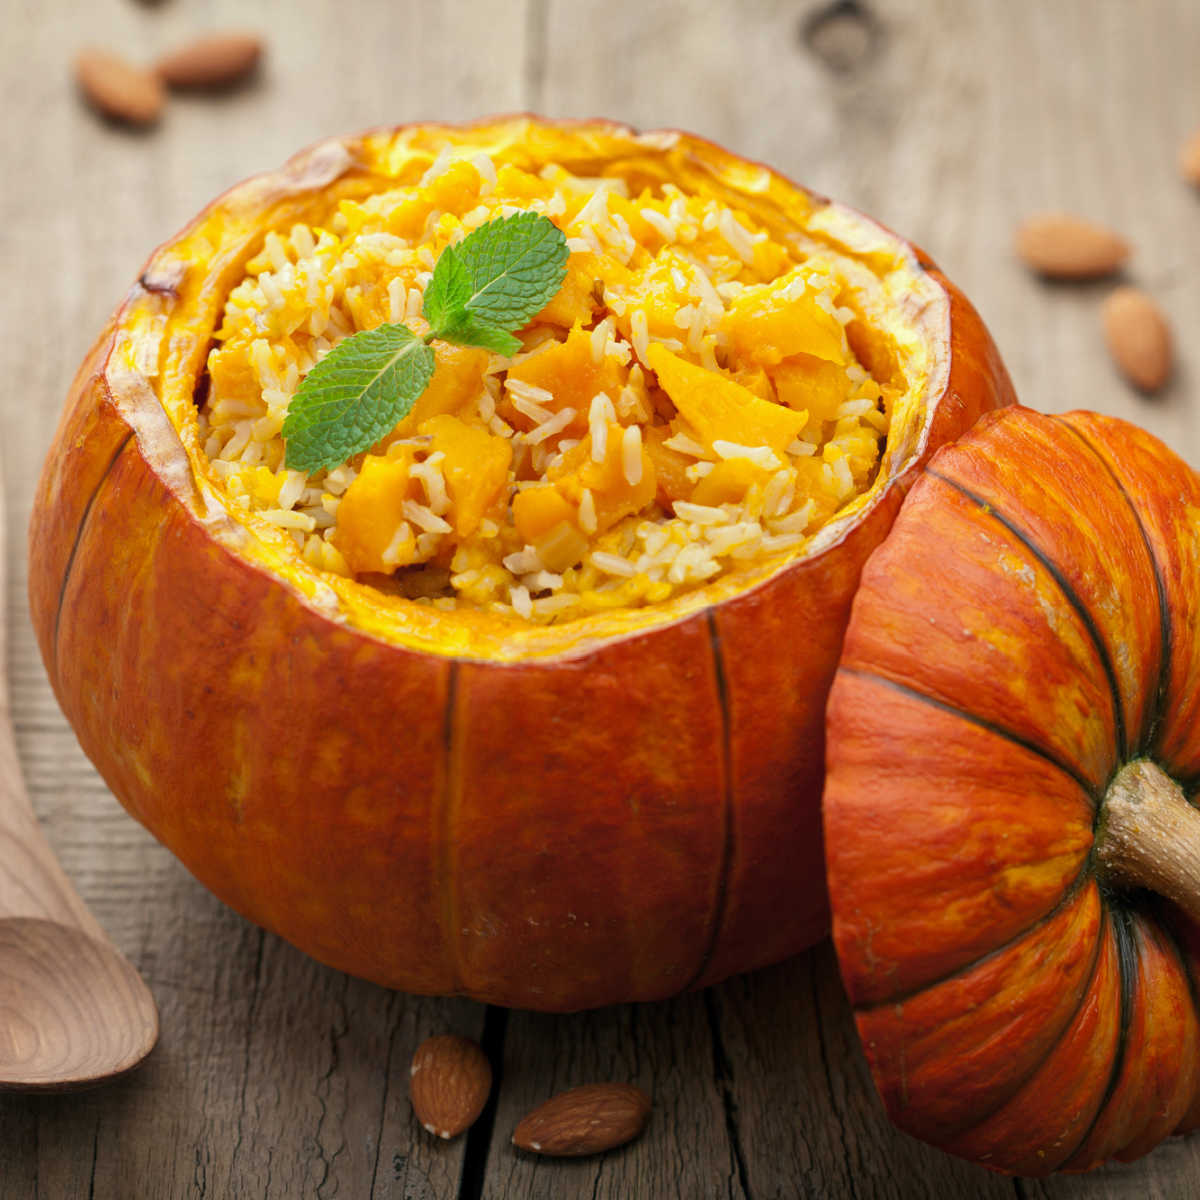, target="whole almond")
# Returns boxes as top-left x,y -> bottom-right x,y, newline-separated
409,1034 -> 491,1140
156,33 -> 263,89
1180,129 -> 1200,187
75,49 -> 165,126
512,1083 -> 651,1156
1015,212 -> 1130,280
1102,286 -> 1173,392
